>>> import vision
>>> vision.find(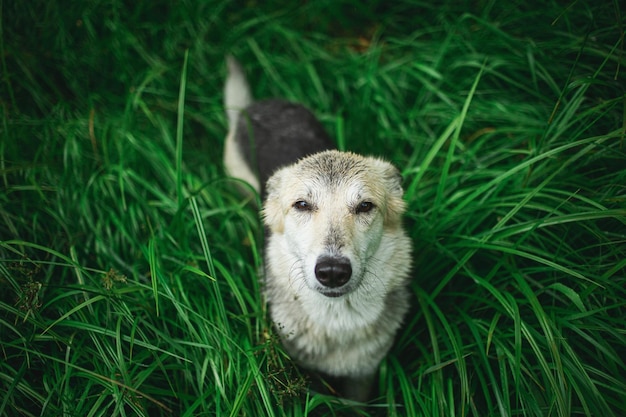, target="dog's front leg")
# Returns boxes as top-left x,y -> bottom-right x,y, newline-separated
339,372 -> 376,403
